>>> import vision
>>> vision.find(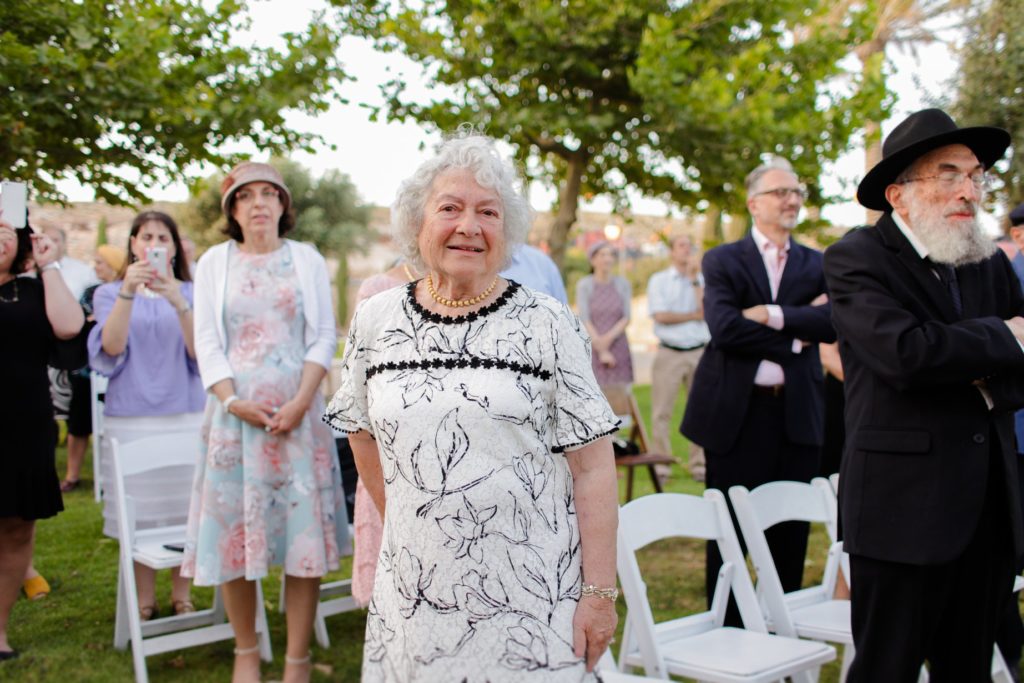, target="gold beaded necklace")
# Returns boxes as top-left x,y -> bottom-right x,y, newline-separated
426,274 -> 499,308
